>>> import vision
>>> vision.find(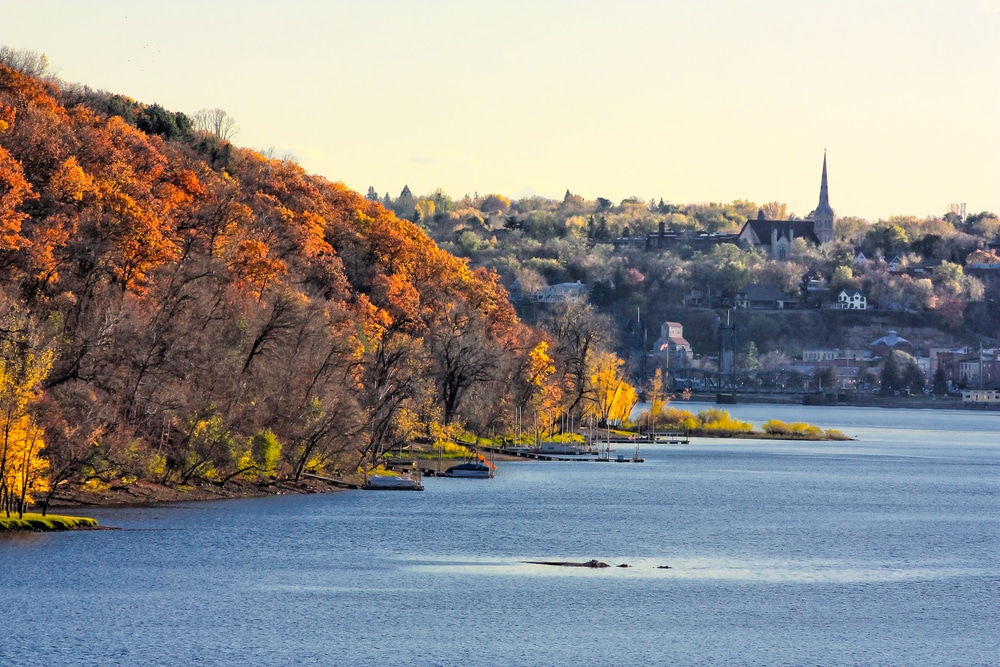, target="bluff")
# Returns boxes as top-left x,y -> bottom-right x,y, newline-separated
0,63 -> 547,508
